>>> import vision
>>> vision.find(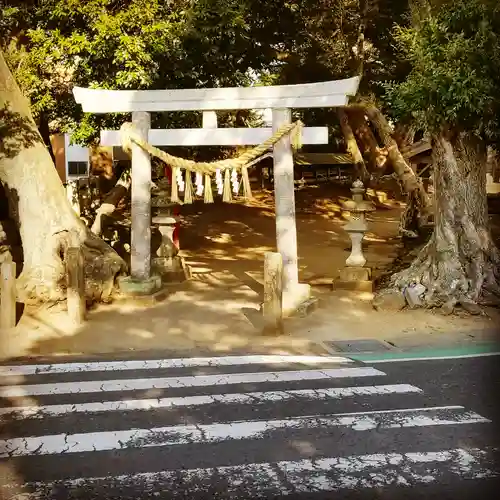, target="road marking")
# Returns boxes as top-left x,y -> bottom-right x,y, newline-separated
348,346 -> 500,364
0,384 -> 422,419
7,447 -> 497,497
0,406 -> 489,457
0,355 -> 353,376
368,352 -> 500,363
0,367 -> 384,398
